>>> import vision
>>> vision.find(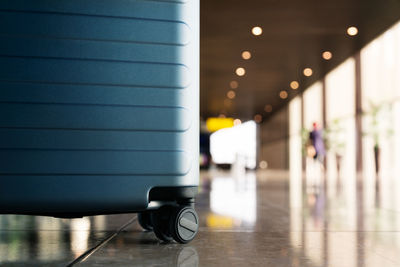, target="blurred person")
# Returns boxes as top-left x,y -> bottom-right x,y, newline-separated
309,122 -> 326,165
306,122 -> 326,189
